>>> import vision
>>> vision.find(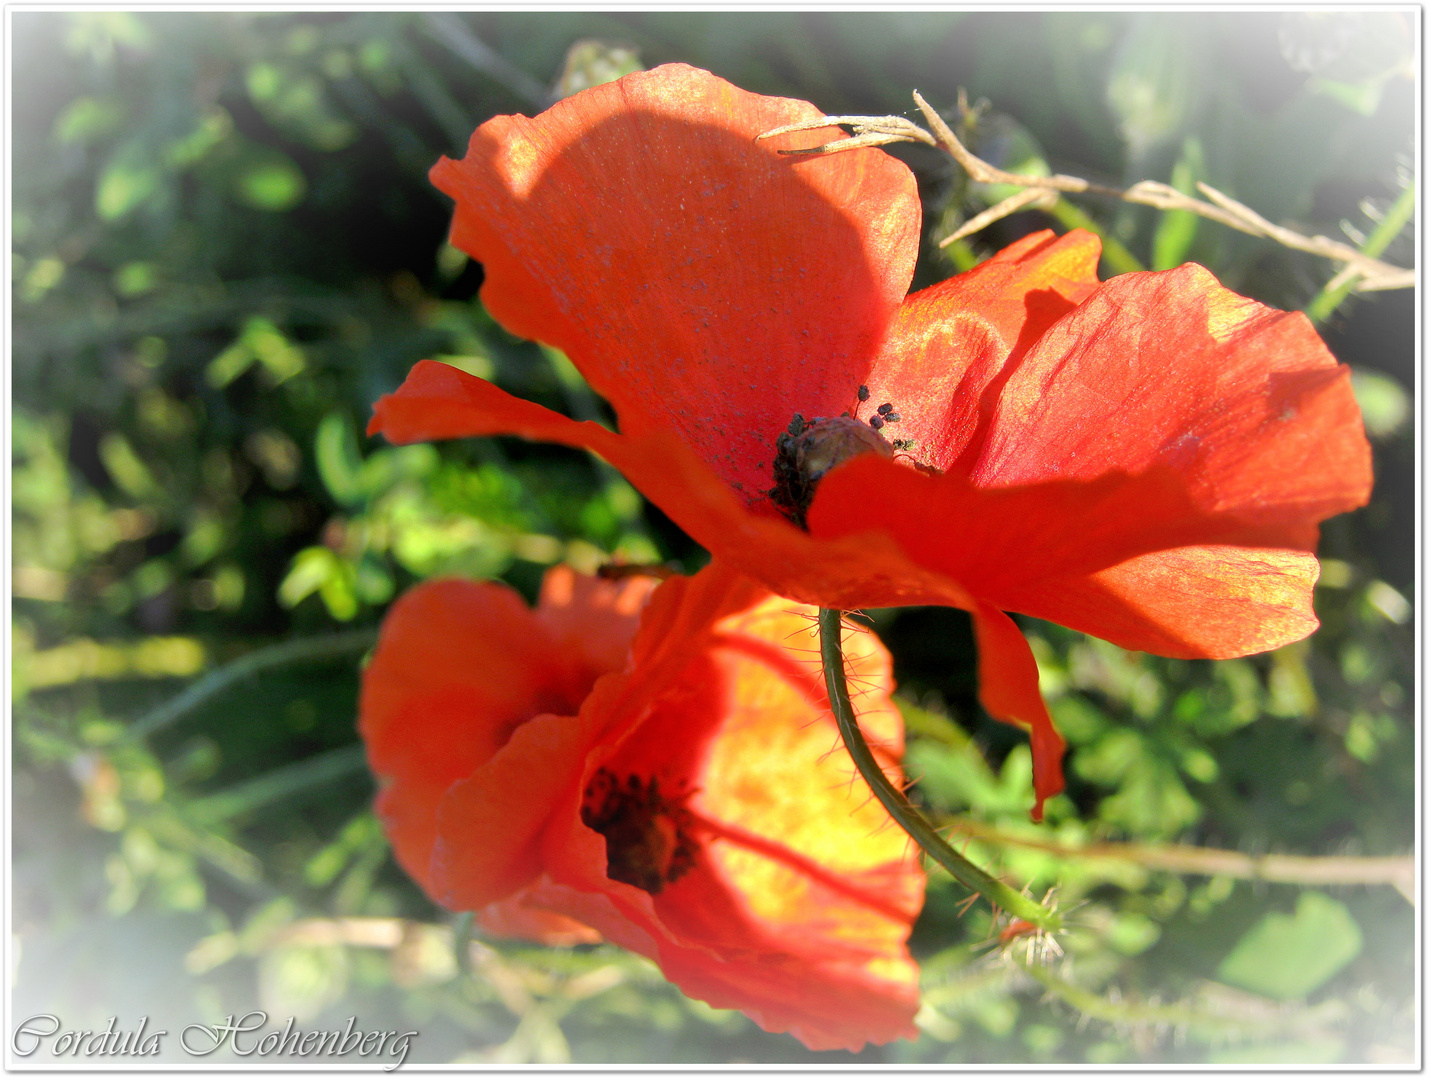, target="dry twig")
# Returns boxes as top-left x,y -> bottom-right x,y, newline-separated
944,817 -> 1415,905
759,92 -> 1415,295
